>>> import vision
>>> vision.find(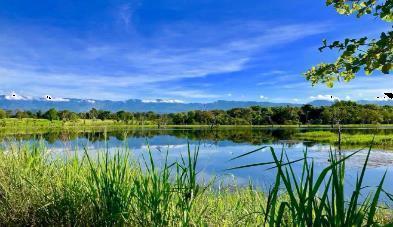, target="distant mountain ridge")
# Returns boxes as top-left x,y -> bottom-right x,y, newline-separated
0,92 -> 392,113
307,99 -> 393,107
